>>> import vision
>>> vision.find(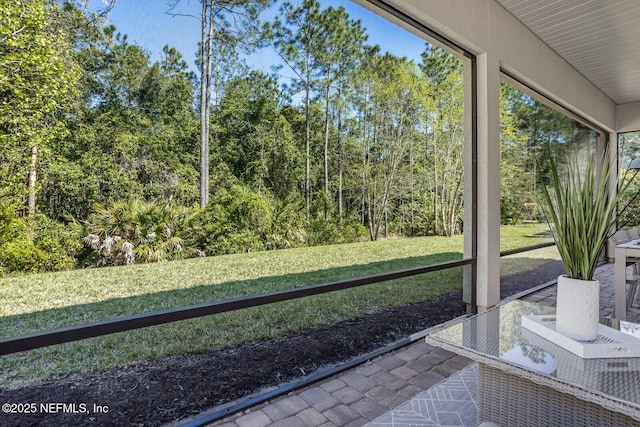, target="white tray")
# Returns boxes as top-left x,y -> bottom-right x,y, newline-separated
522,315 -> 640,359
